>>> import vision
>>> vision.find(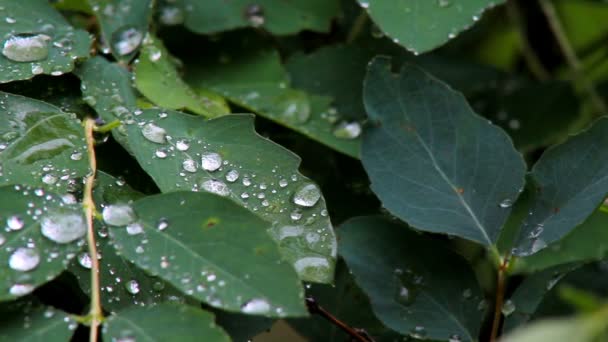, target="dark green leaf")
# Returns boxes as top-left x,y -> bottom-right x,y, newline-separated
0,185 -> 85,301
134,35 -> 229,118
0,304 -> 76,341
103,303 -> 230,342
358,0 -> 504,54
339,216 -> 483,341
185,34 -> 360,158
0,0 -> 91,83
88,0 -> 153,62
361,57 -> 526,246
124,109 -> 337,283
0,92 -> 89,192
213,310 -> 273,342
513,118 -> 608,256
109,191 -> 307,317
179,0 -> 339,35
